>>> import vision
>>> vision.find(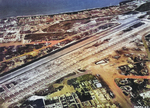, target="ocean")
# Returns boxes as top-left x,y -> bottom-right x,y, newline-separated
0,0 -> 124,19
